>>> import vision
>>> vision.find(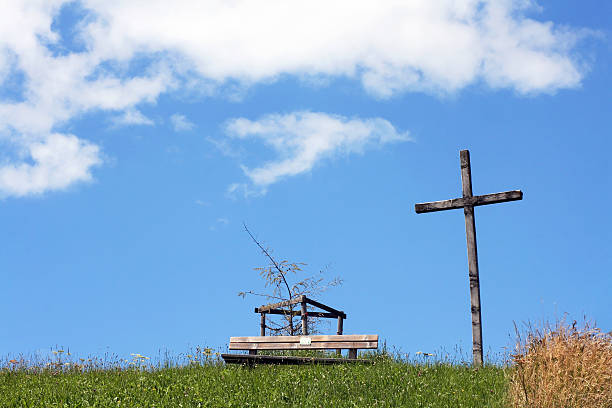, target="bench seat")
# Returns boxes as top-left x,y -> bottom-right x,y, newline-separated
222,334 -> 378,365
